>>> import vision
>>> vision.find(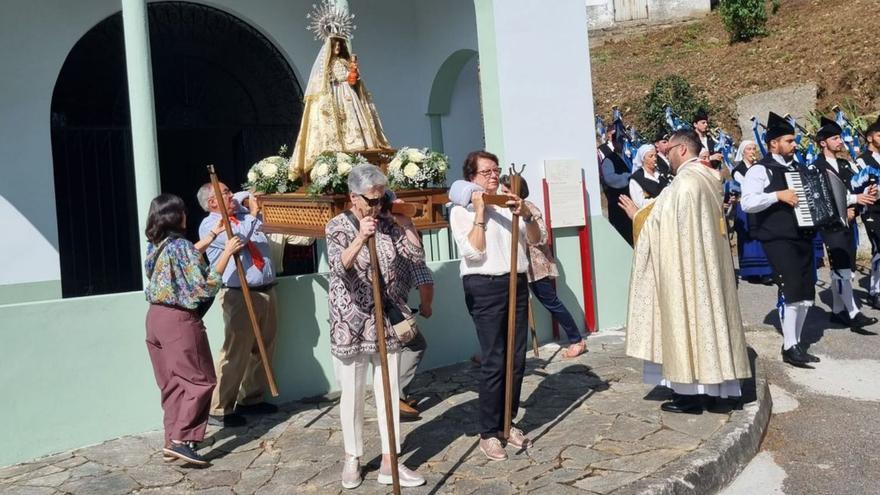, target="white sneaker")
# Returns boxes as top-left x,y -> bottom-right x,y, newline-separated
377,463 -> 426,487
341,456 -> 362,489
